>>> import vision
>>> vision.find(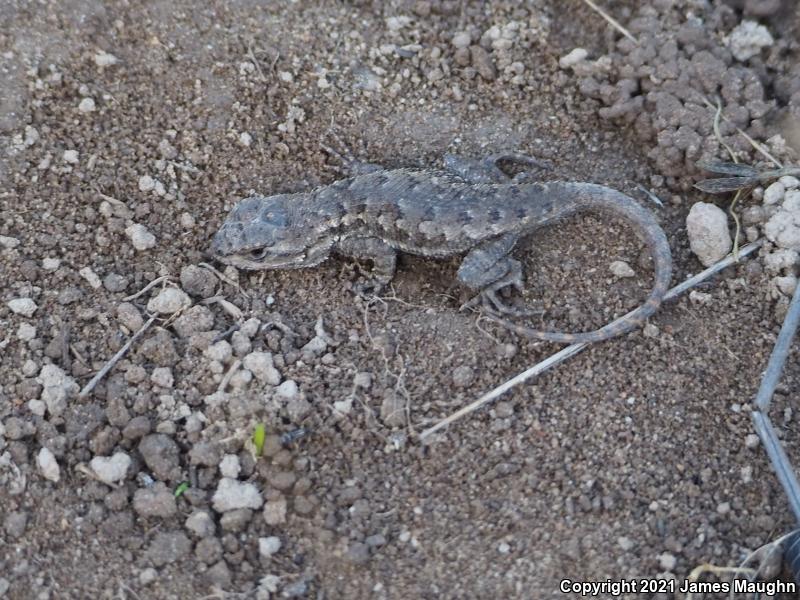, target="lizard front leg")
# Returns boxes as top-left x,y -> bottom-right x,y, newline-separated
334,236 -> 397,294
457,233 -> 538,316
